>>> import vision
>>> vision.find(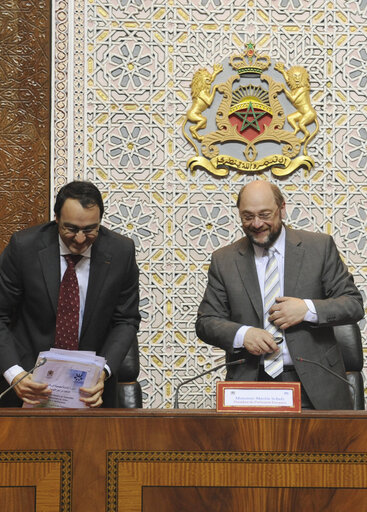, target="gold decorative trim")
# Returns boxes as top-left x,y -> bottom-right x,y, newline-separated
188,154 -> 314,177
108,450 -> 367,465
107,450 -> 367,511
0,450 -> 72,511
